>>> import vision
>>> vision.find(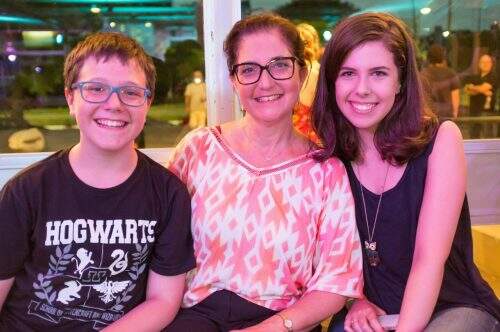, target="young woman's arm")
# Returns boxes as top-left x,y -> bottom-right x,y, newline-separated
103,271 -> 185,332
397,121 -> 466,331
0,277 -> 15,311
